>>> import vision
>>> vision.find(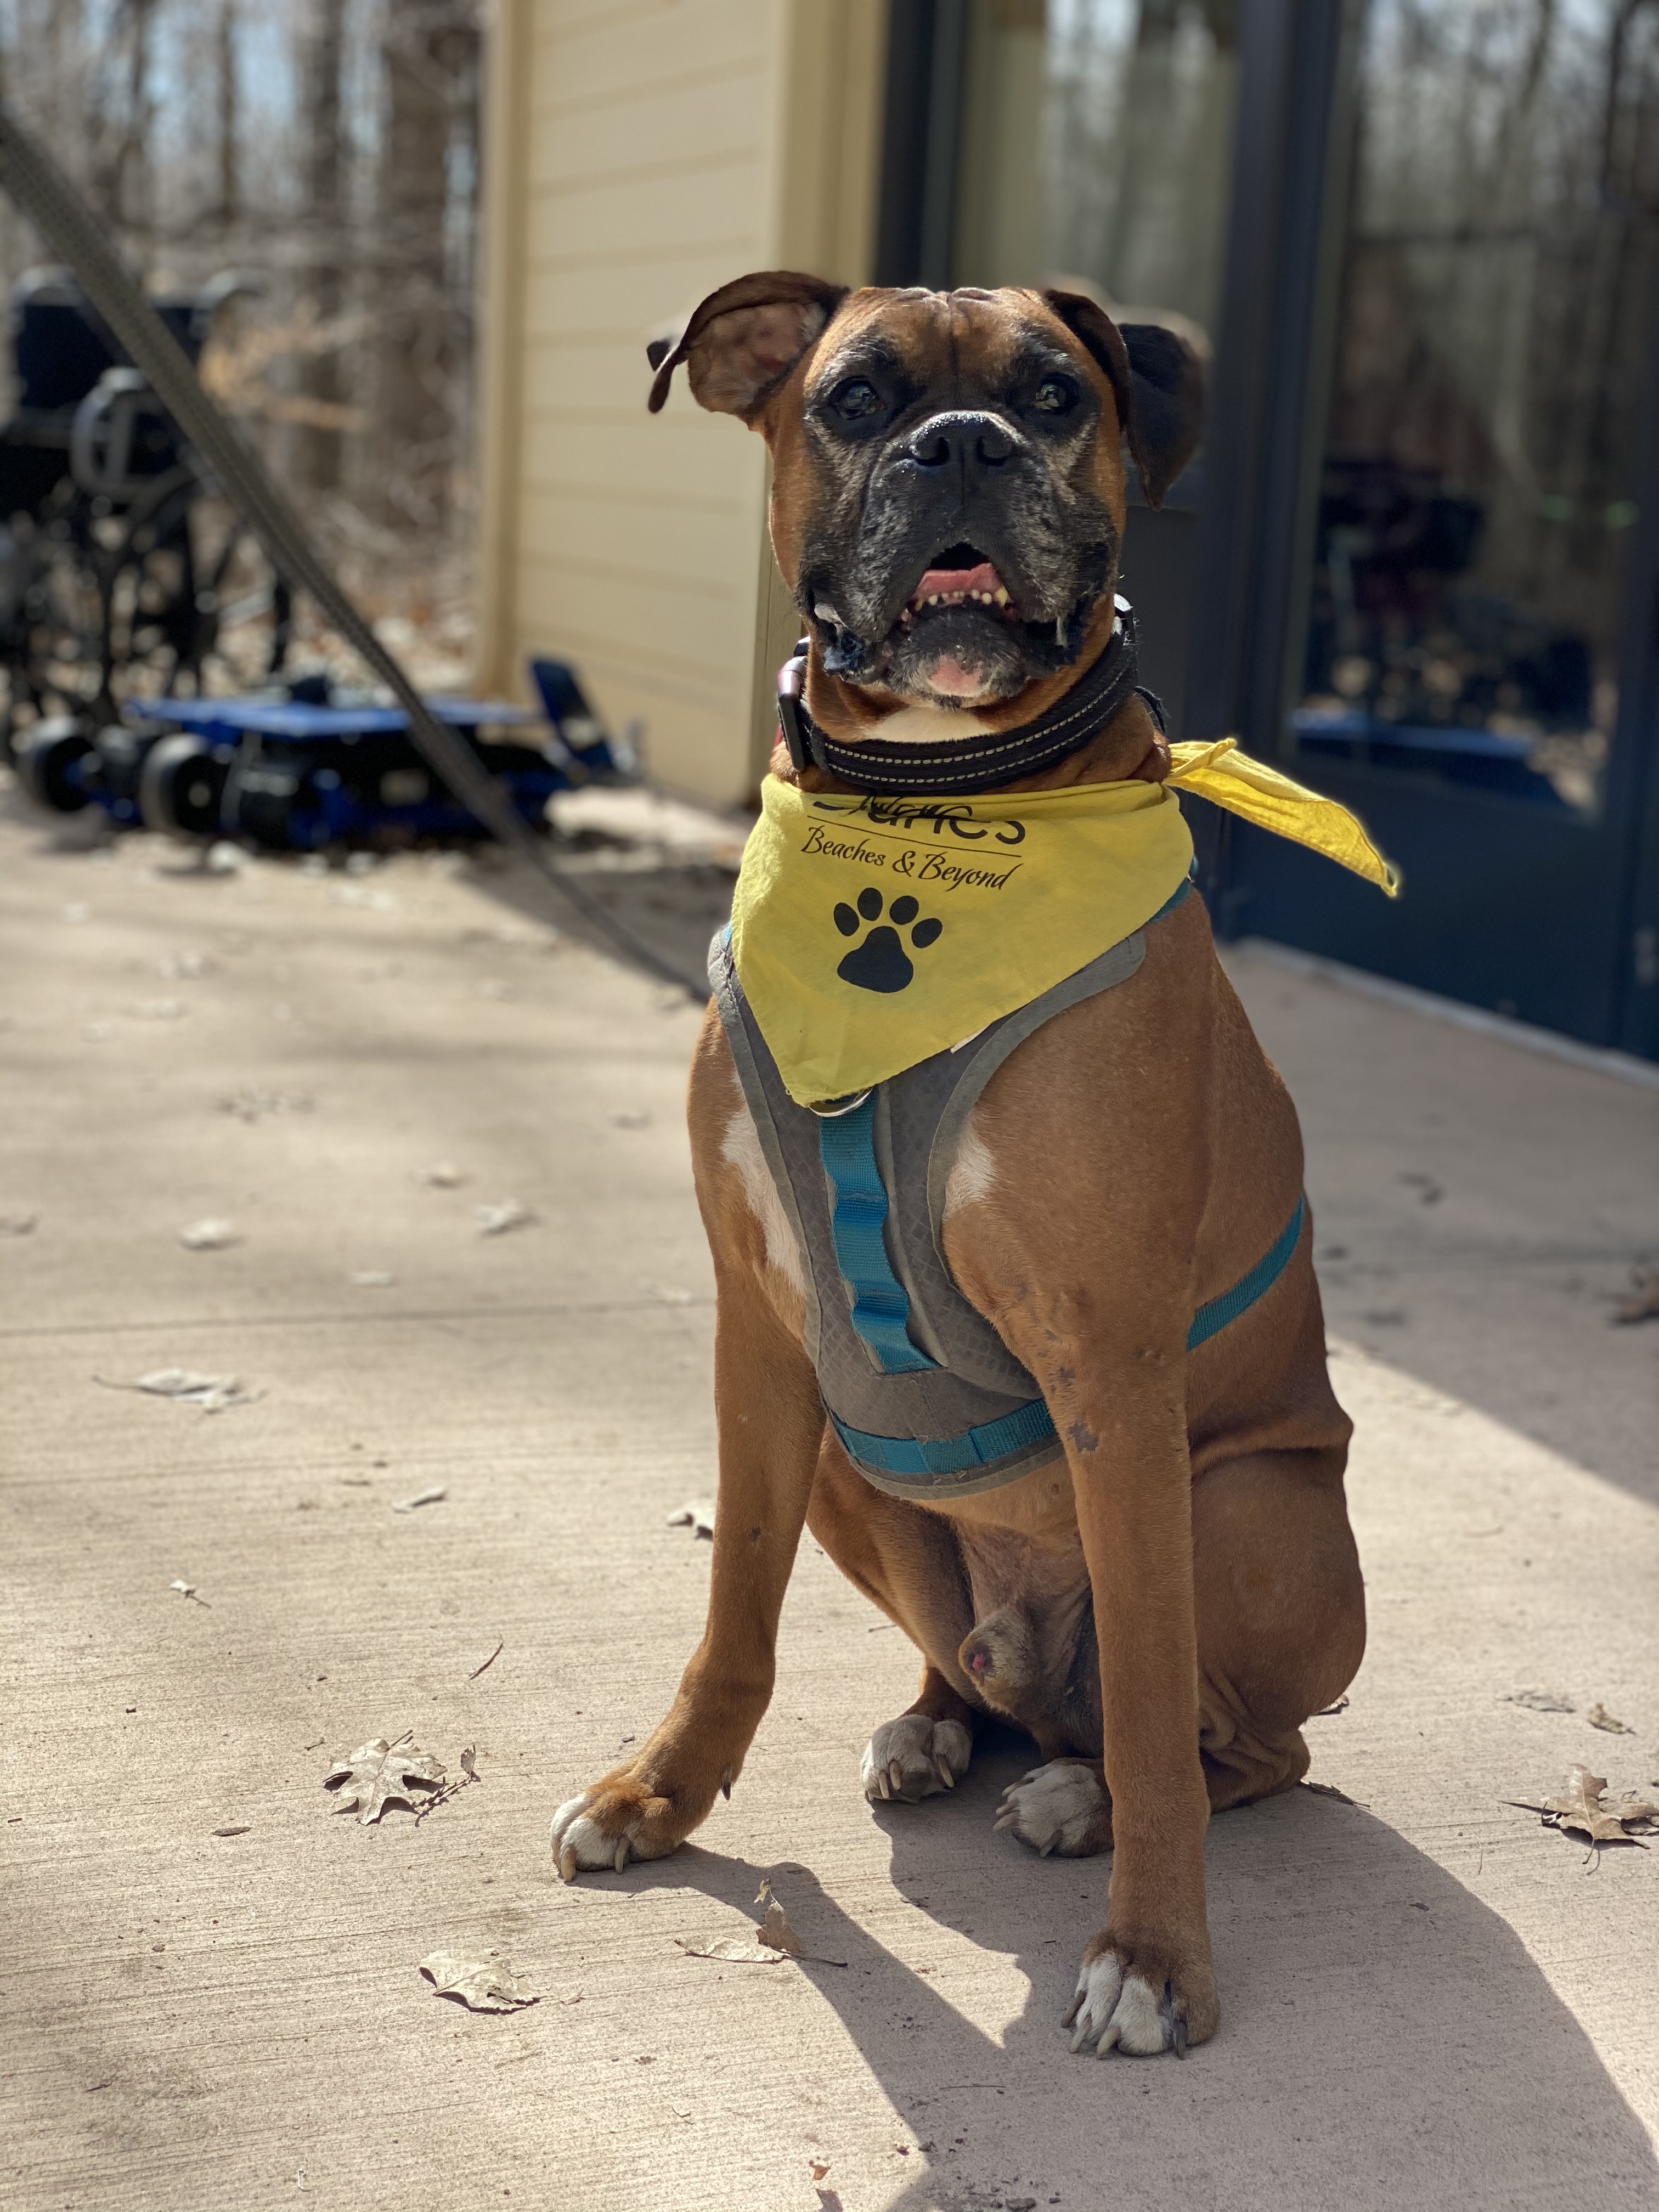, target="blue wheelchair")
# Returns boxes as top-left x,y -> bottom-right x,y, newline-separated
18,656 -> 633,850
